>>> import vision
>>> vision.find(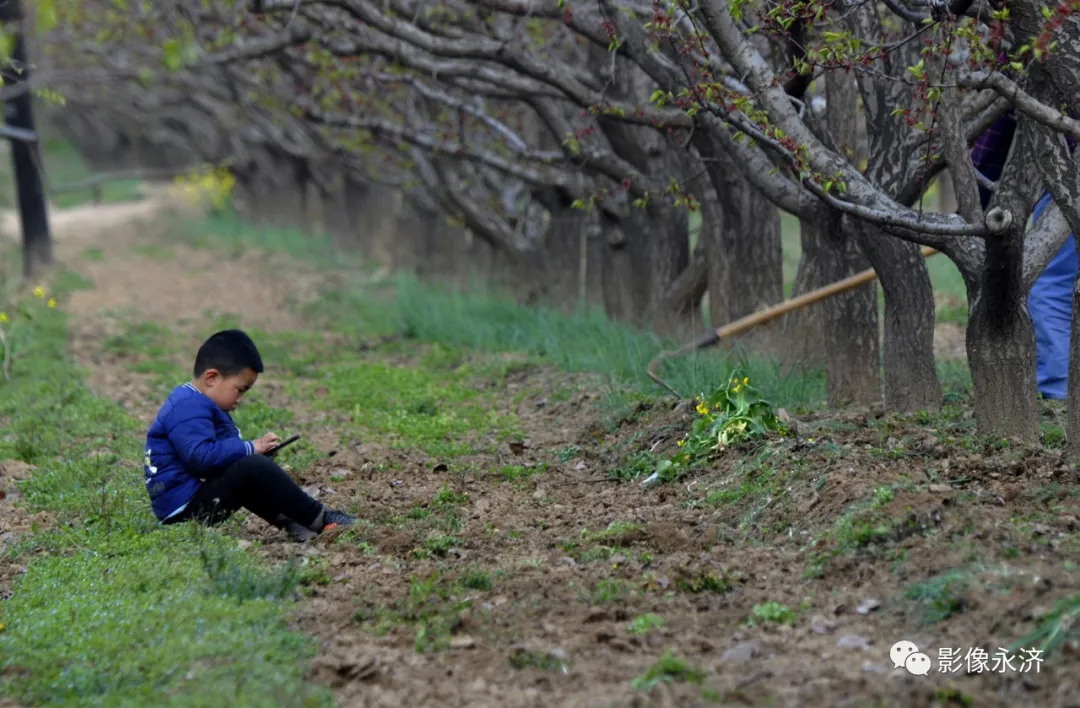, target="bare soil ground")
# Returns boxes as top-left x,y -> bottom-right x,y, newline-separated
22,197 -> 1080,707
